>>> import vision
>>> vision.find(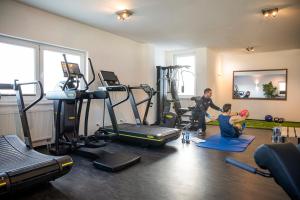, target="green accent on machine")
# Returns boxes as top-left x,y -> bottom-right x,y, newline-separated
104,123 -> 180,146
208,119 -> 300,130
98,70 -> 181,147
